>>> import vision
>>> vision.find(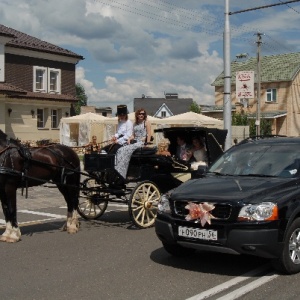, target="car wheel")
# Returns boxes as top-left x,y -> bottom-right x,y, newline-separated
272,218 -> 300,274
162,242 -> 196,257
